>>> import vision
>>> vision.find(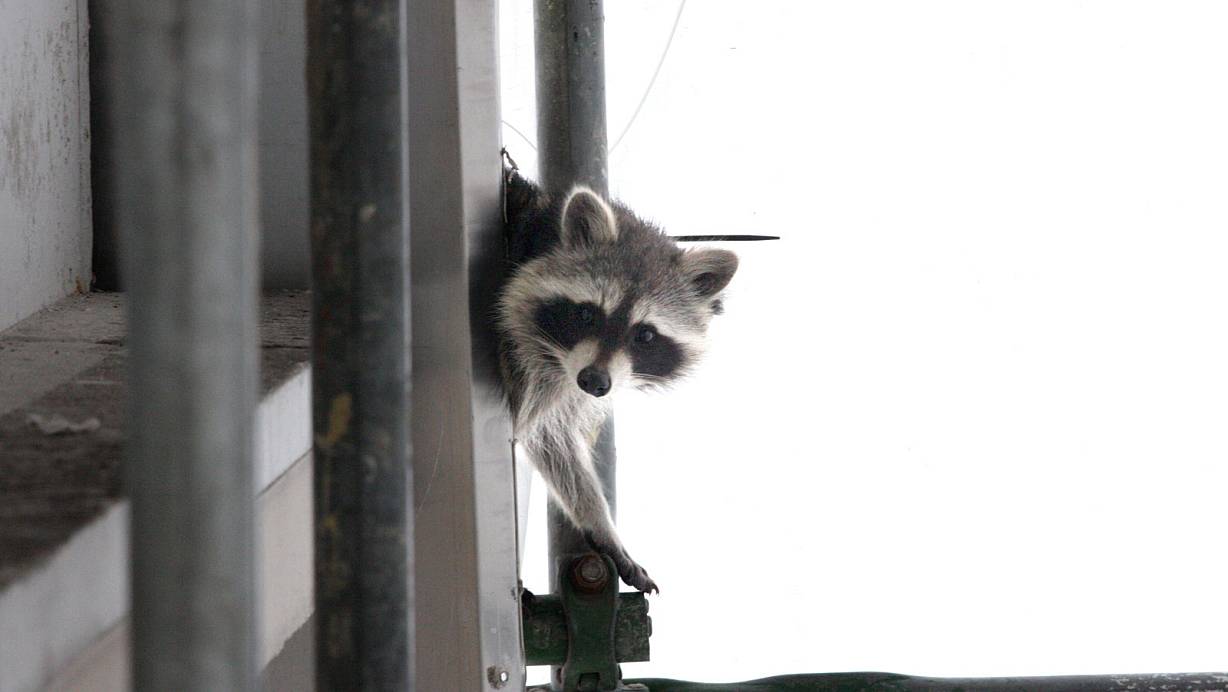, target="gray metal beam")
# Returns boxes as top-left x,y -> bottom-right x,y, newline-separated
307,0 -> 413,688
406,0 -> 525,689
534,0 -> 619,595
109,2 -> 260,690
